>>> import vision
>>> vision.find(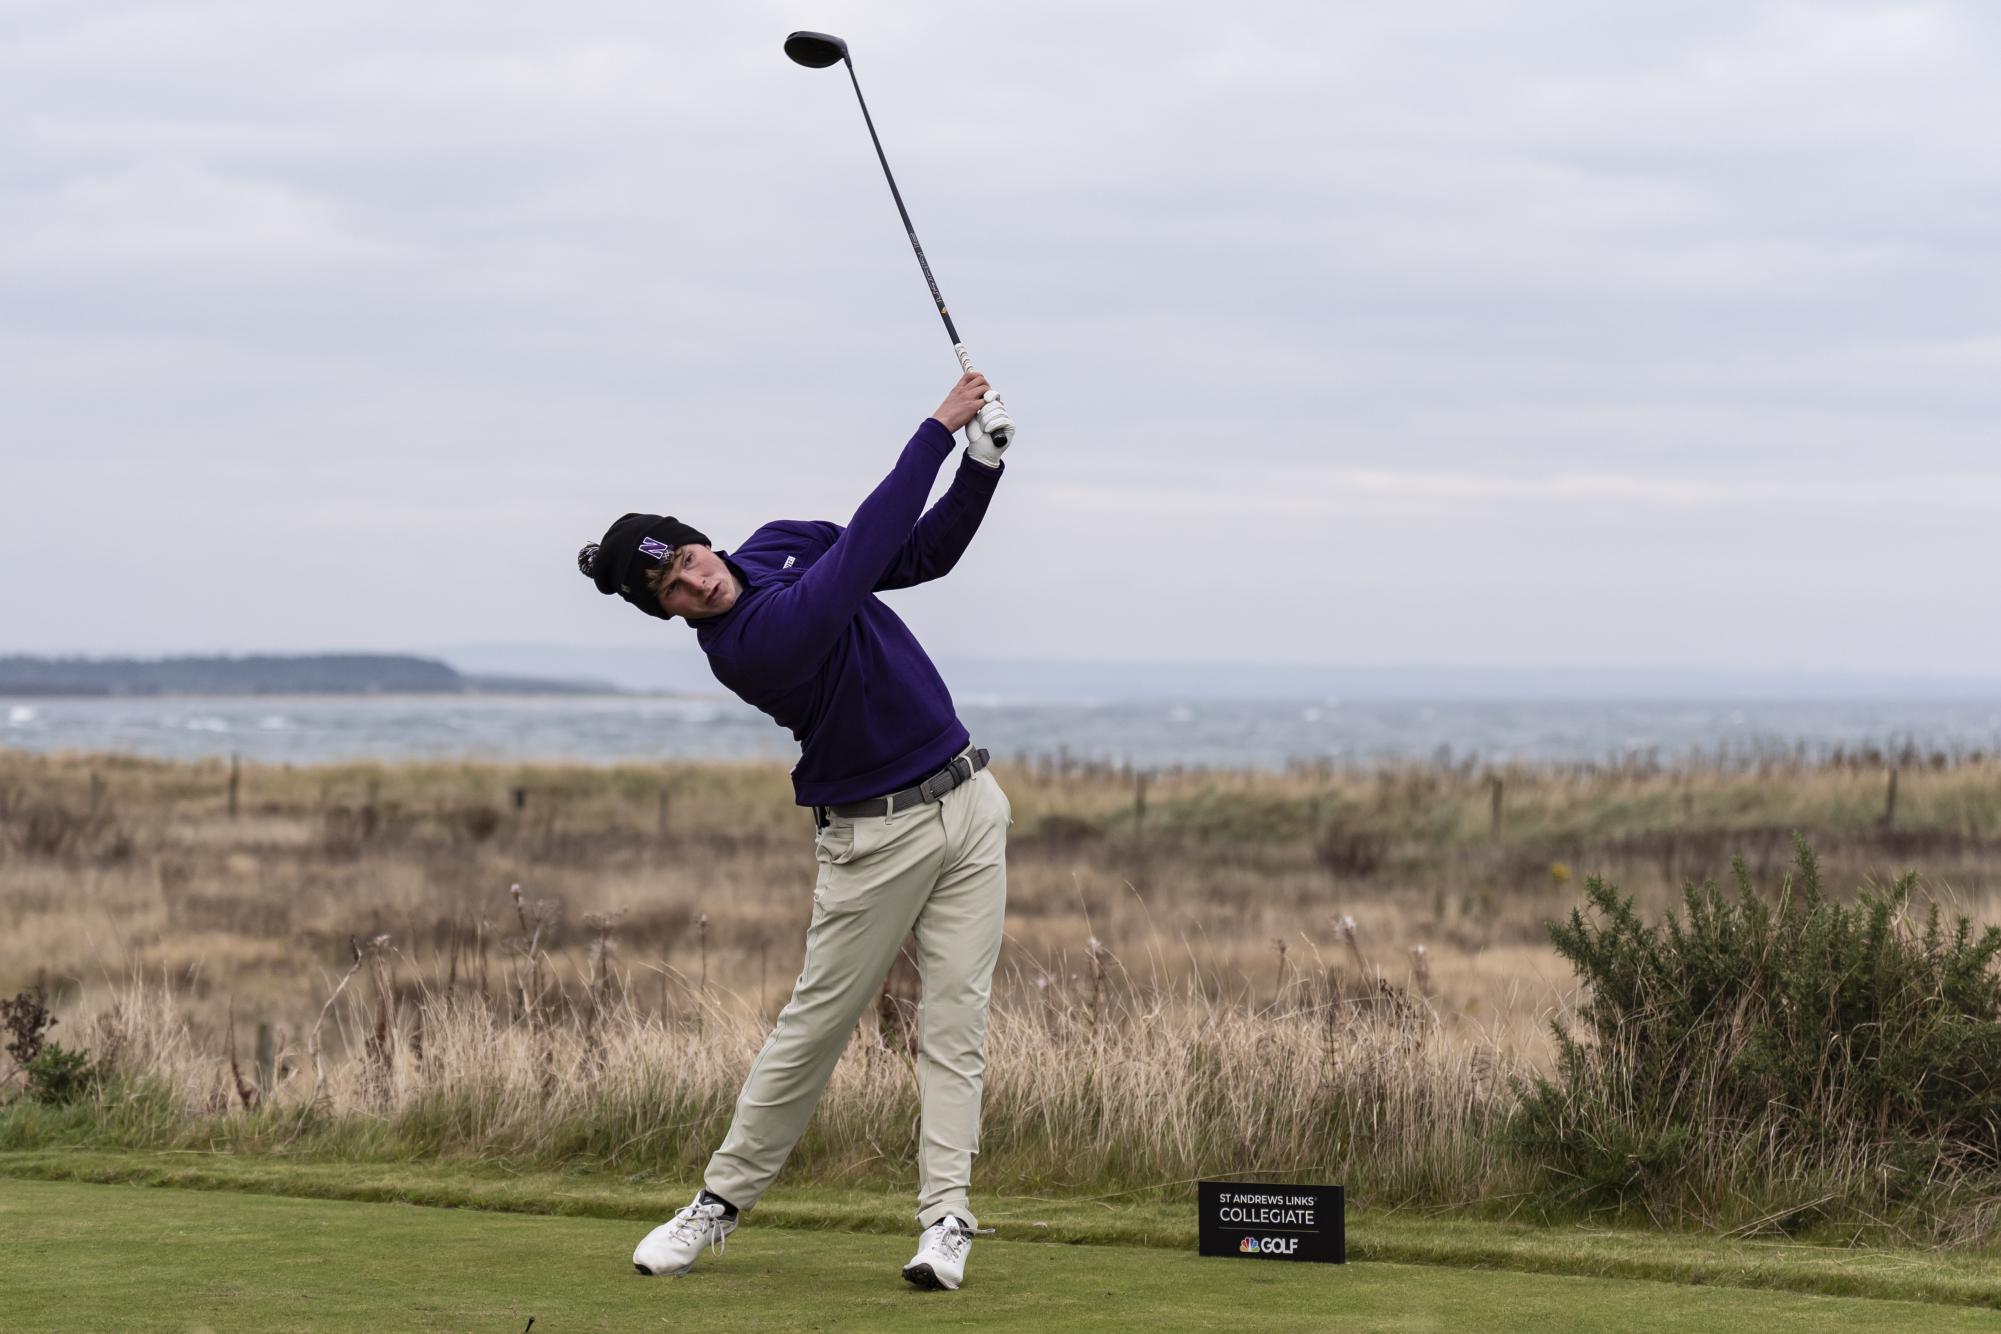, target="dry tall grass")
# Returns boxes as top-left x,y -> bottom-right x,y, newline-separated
6,746 -> 2000,1220
10,747 -> 1994,1039
18,951 -> 1521,1209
